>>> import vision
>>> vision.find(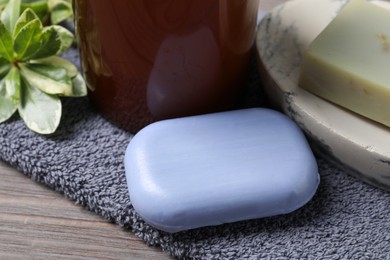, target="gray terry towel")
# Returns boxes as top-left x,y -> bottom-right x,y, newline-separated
0,48 -> 389,259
